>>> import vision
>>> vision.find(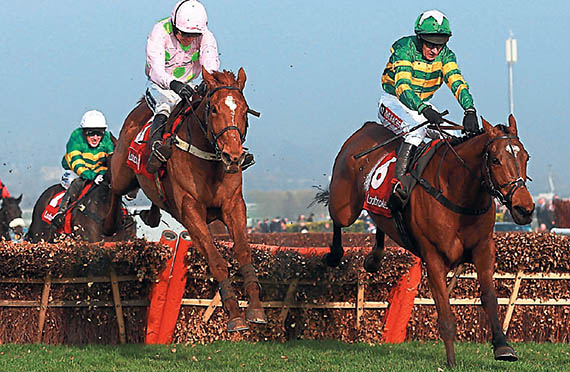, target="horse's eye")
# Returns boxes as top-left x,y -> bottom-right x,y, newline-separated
211,106 -> 218,114
492,157 -> 500,165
